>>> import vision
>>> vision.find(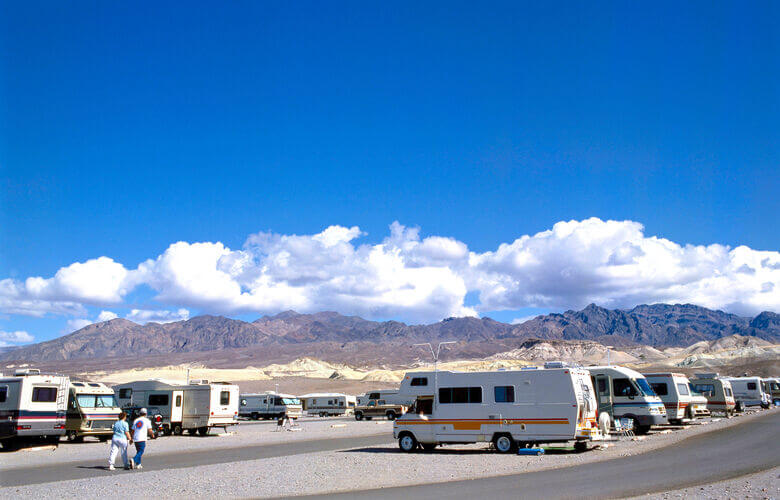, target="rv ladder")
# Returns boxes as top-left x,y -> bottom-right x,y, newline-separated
57,377 -> 68,412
